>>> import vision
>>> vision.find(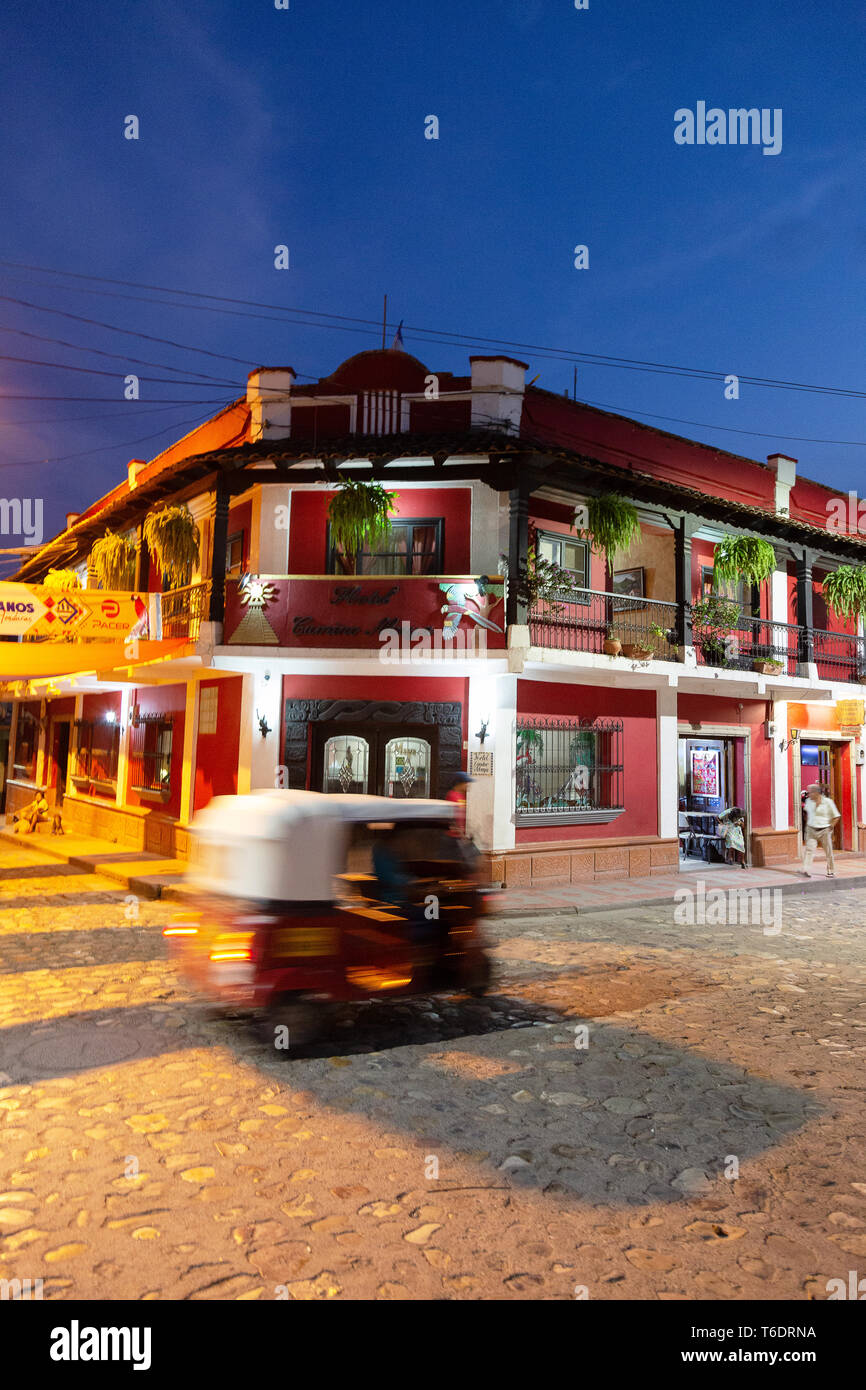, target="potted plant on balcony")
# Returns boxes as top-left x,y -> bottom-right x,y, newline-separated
713,535 -> 776,588
327,478 -> 398,574
649,622 -> 678,657
691,593 -> 740,667
603,624 -> 621,656
621,638 -> 654,660
90,530 -> 137,590
500,532 -> 586,619
143,504 -> 200,590
752,655 -> 784,674
43,568 -> 82,589
577,494 -> 641,572
823,565 -> 866,682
